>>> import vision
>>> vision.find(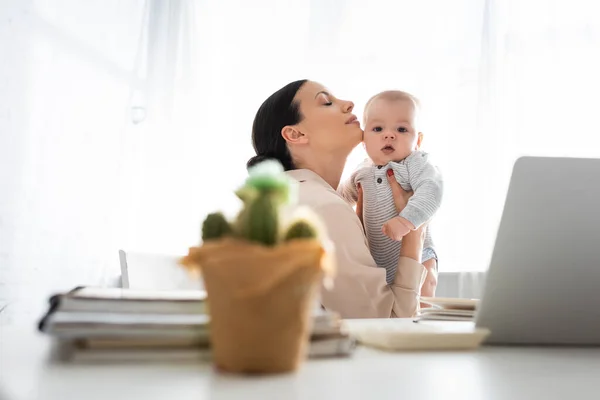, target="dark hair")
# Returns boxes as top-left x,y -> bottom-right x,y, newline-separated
247,79 -> 308,171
